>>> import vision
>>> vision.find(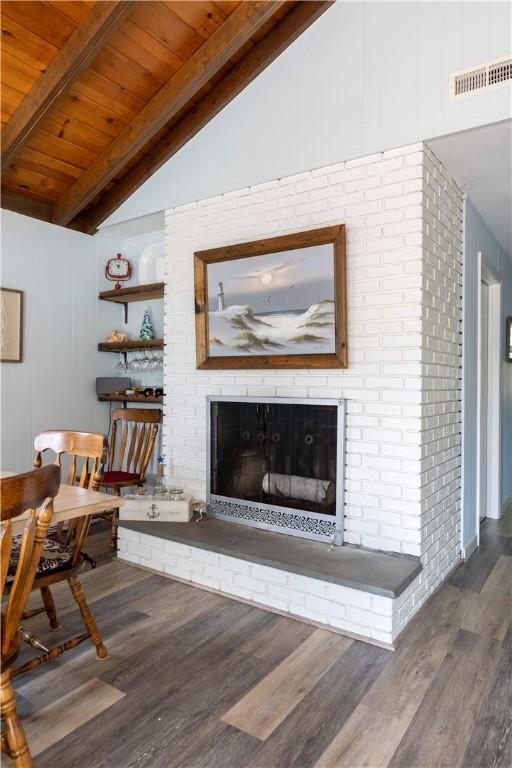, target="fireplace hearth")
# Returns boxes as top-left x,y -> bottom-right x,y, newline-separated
207,397 -> 345,543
